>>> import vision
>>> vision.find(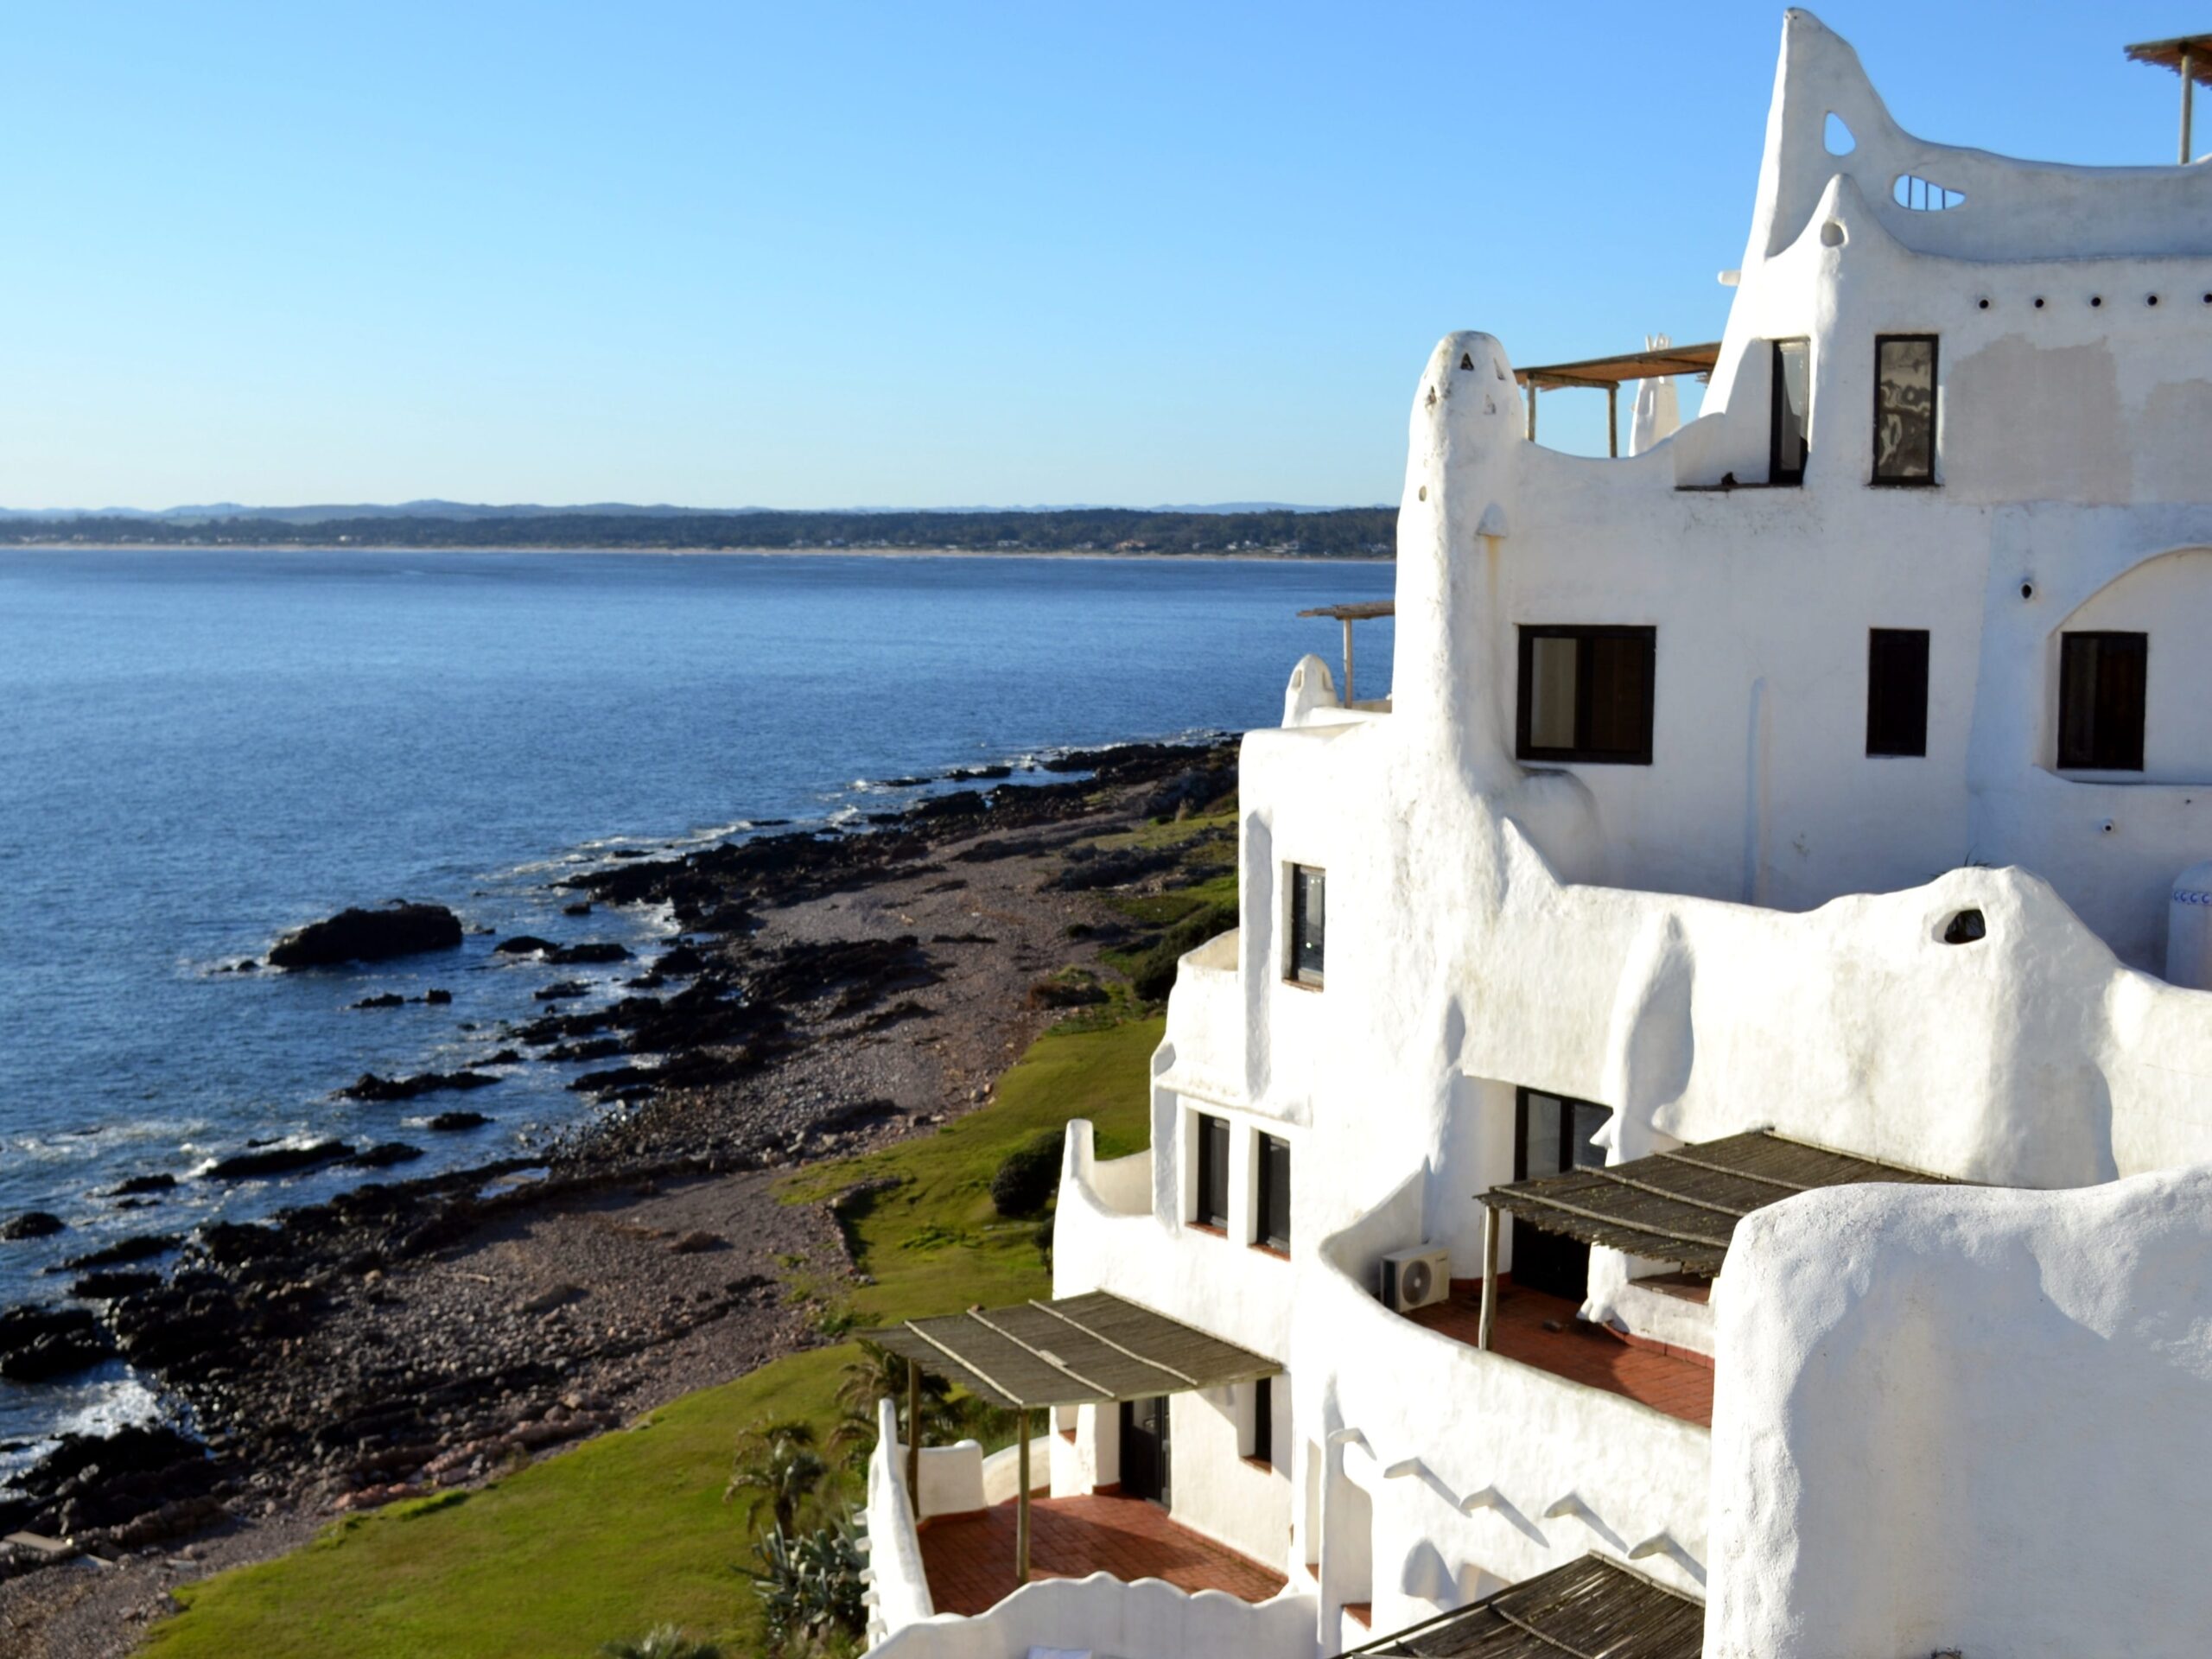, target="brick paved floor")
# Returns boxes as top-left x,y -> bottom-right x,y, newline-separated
918,1492 -> 1290,1617
1410,1281 -> 1714,1427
